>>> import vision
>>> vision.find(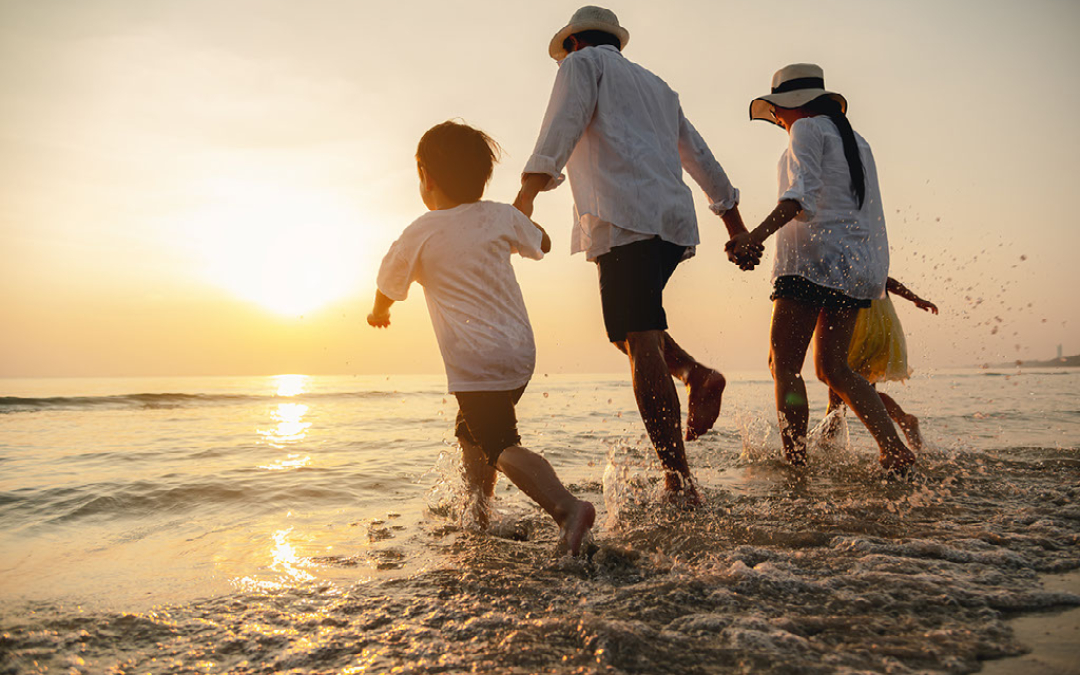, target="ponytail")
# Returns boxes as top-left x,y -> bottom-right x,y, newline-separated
804,95 -> 865,208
